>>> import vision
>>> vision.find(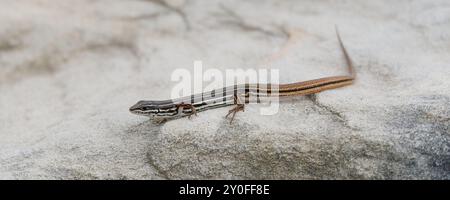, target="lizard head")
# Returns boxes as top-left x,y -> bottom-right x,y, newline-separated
129,100 -> 179,118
